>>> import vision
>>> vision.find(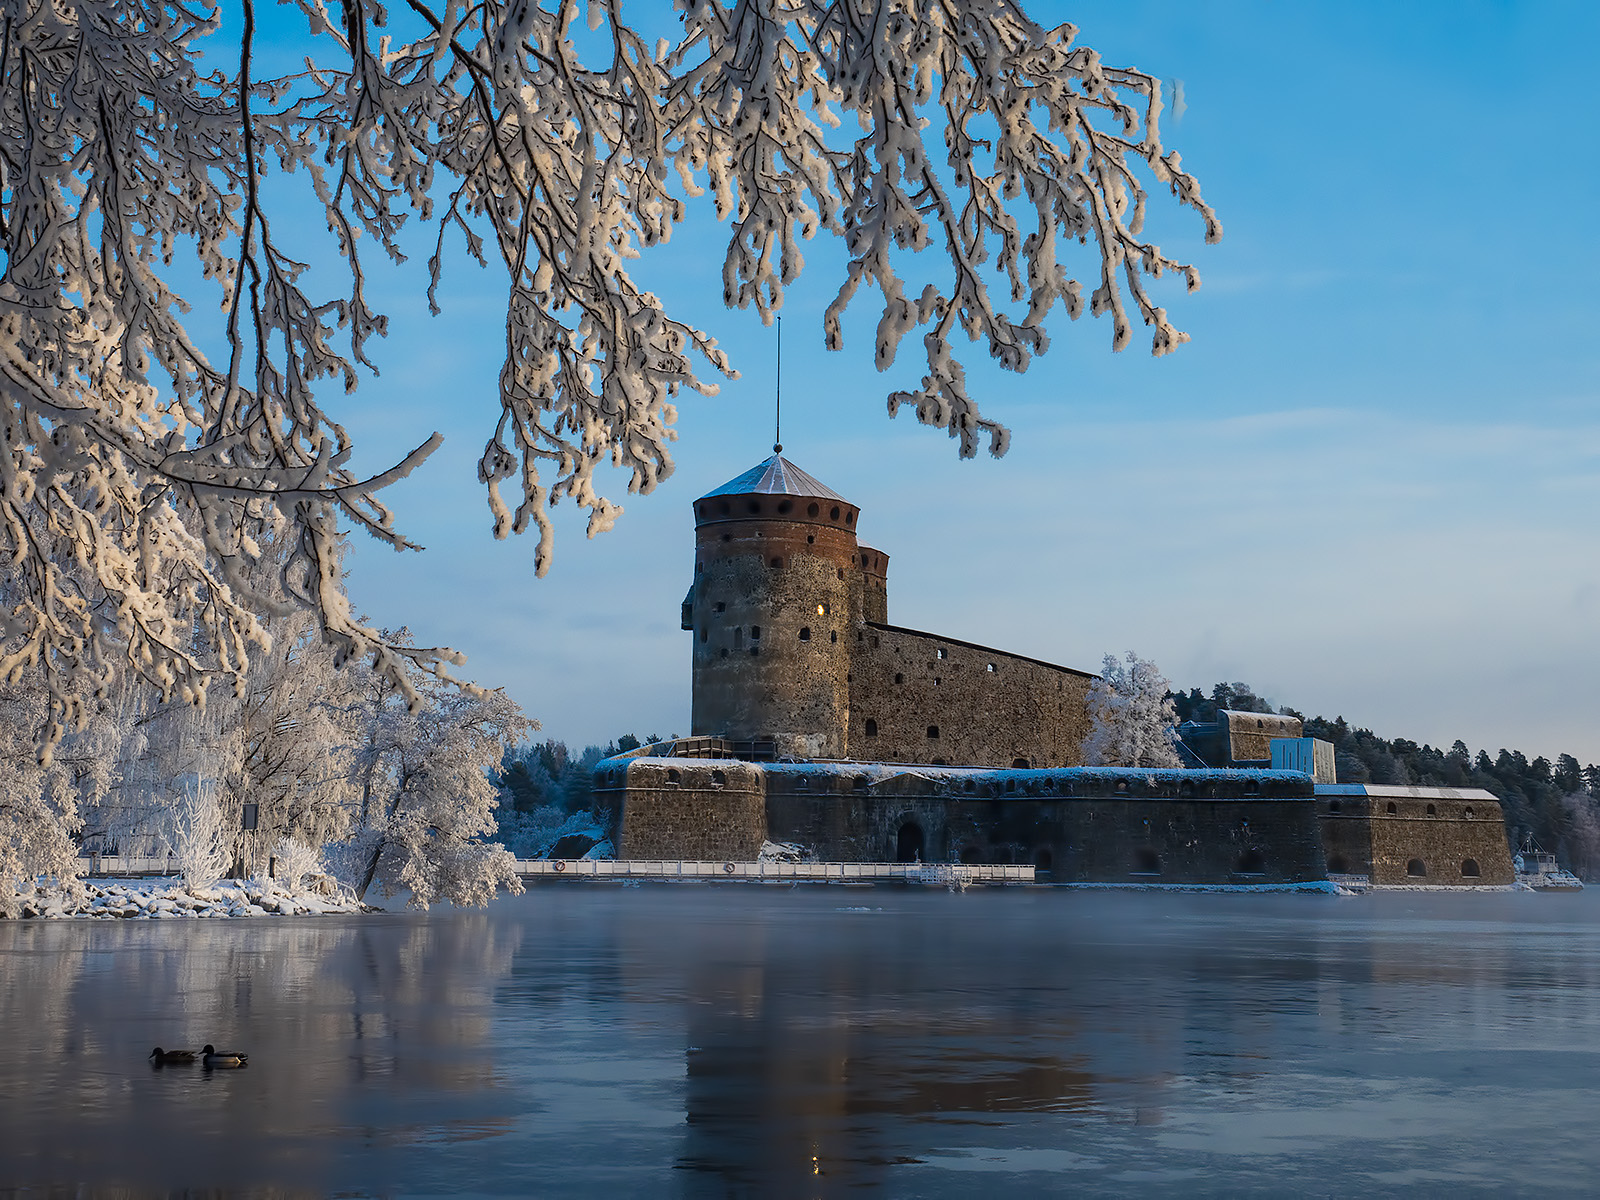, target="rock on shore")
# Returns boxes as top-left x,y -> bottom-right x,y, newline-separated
9,878 -> 373,919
